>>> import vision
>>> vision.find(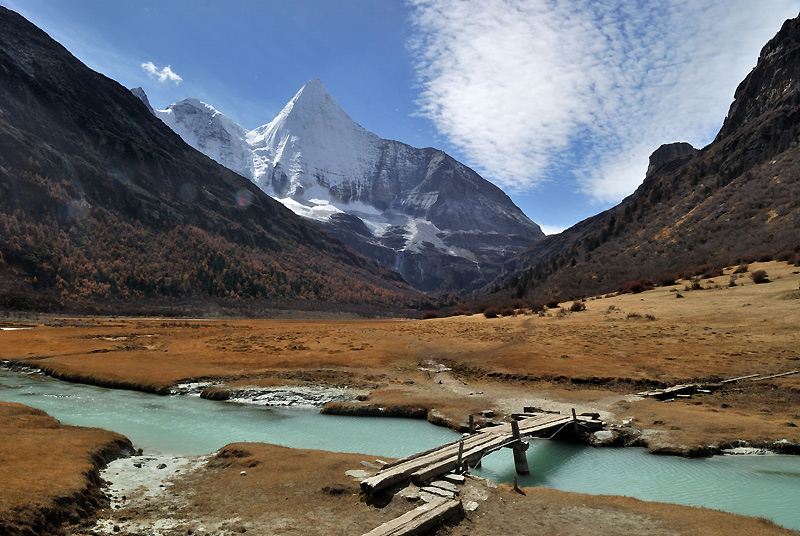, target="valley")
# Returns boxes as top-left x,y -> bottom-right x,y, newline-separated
2,4 -> 800,535
3,261 -> 798,455
1,260 -> 799,535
